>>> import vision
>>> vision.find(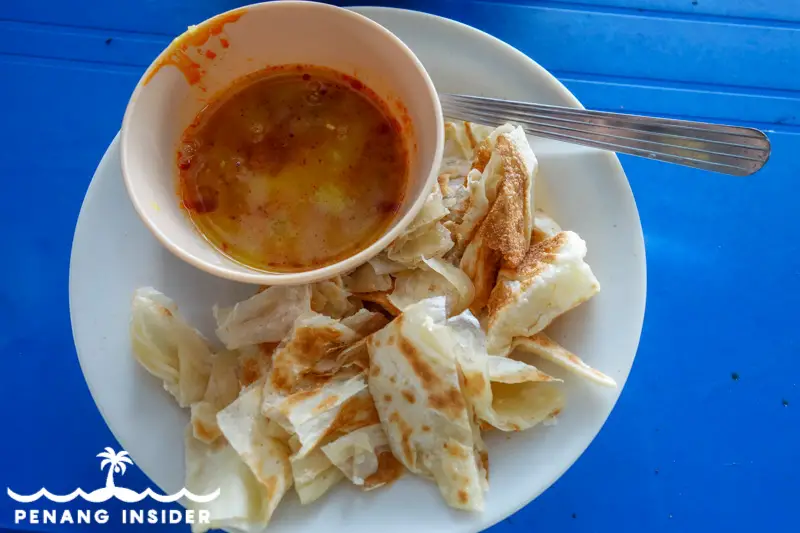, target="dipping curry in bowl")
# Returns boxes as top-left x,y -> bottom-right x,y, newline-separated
177,65 -> 409,272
